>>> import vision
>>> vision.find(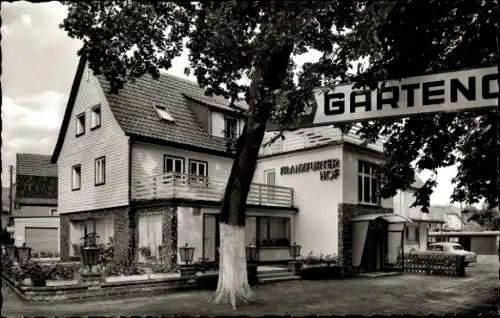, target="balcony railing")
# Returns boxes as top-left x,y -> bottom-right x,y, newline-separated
133,172 -> 294,208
